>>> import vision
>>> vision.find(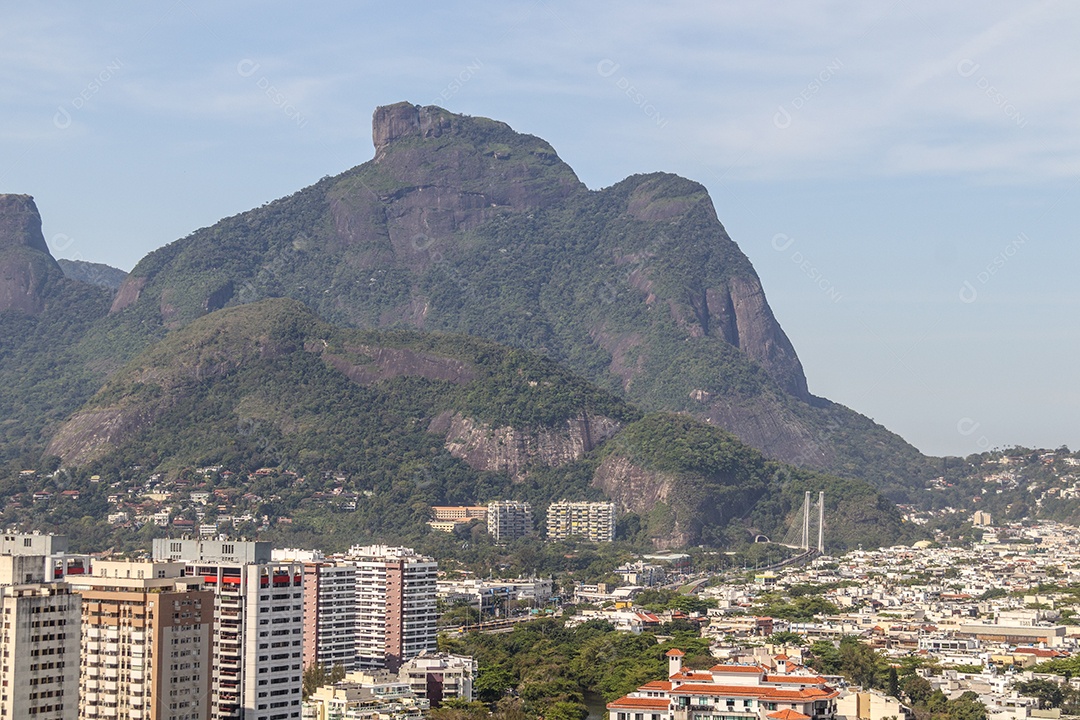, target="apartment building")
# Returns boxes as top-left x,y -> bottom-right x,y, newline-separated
398,653 -> 475,707
304,670 -> 428,720
0,533 -> 89,584
0,583 -> 81,720
545,501 -> 616,542
486,501 -> 532,543
300,562 -> 357,671
153,540 -> 304,720
0,533 -> 67,556
345,546 -> 437,672
73,560 -> 212,720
